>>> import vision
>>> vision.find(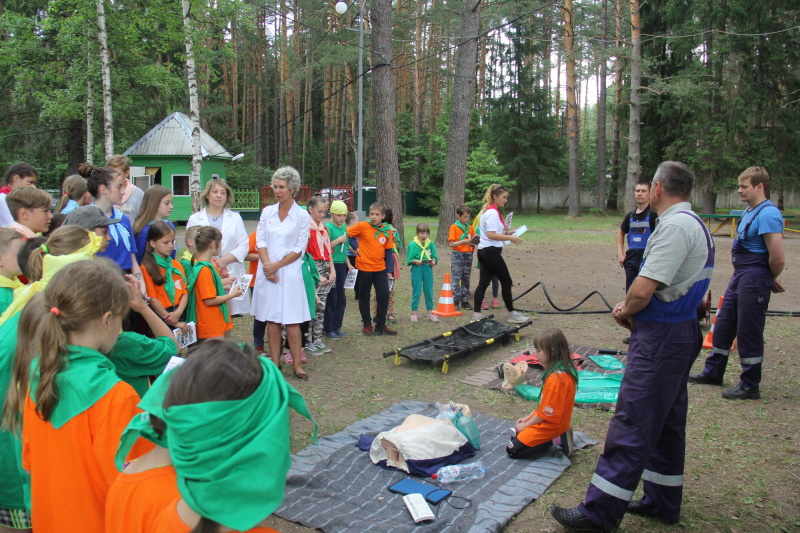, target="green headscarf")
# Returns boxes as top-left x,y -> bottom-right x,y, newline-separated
29,346 -> 121,429
185,261 -> 229,324
151,357 -> 317,530
114,371 -> 173,471
153,254 -> 187,306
